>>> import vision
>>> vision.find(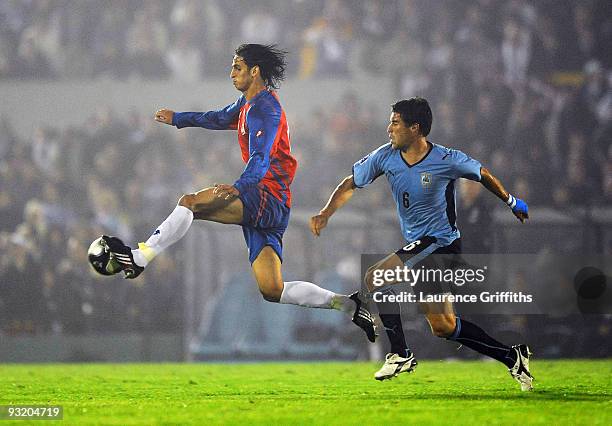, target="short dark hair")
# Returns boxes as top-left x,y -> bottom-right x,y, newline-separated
391,97 -> 433,136
235,44 -> 287,89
